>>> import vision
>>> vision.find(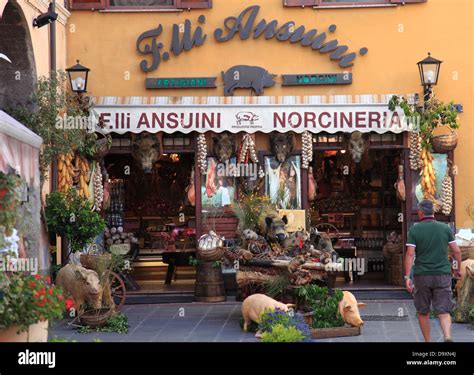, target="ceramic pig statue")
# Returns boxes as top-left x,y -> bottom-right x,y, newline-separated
241,294 -> 295,332
338,291 -> 366,327
56,264 -> 103,311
